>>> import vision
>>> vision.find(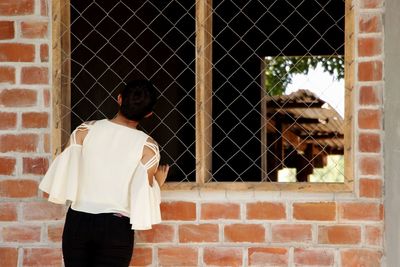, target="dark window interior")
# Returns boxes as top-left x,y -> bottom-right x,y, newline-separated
212,0 -> 344,181
70,0 -> 344,183
70,0 -> 196,181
